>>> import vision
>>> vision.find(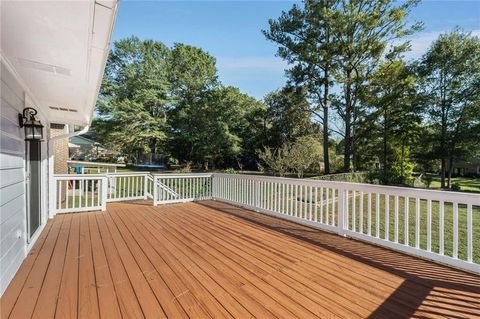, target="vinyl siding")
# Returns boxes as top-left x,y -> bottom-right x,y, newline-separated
0,63 -> 28,295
